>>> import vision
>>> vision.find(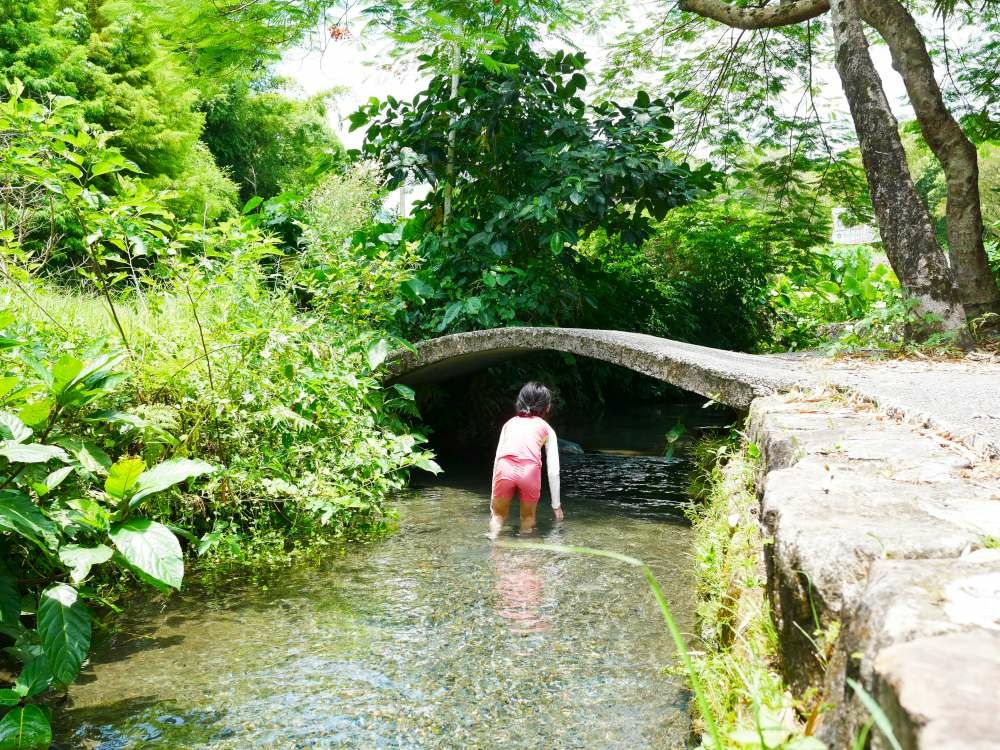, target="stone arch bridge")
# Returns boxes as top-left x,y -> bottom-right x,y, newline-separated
388,326 -> 809,409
